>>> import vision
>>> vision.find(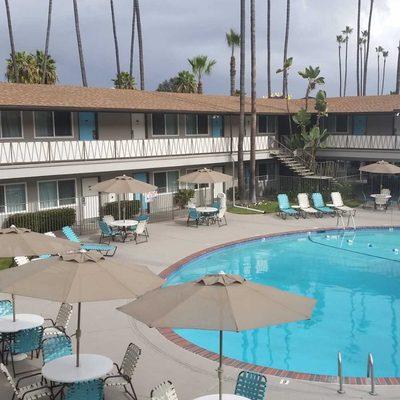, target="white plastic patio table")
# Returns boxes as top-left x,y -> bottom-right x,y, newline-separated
197,207 -> 218,213
370,194 -> 391,199
0,313 -> 44,333
109,219 -> 138,228
42,354 -> 113,383
194,394 -> 249,400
